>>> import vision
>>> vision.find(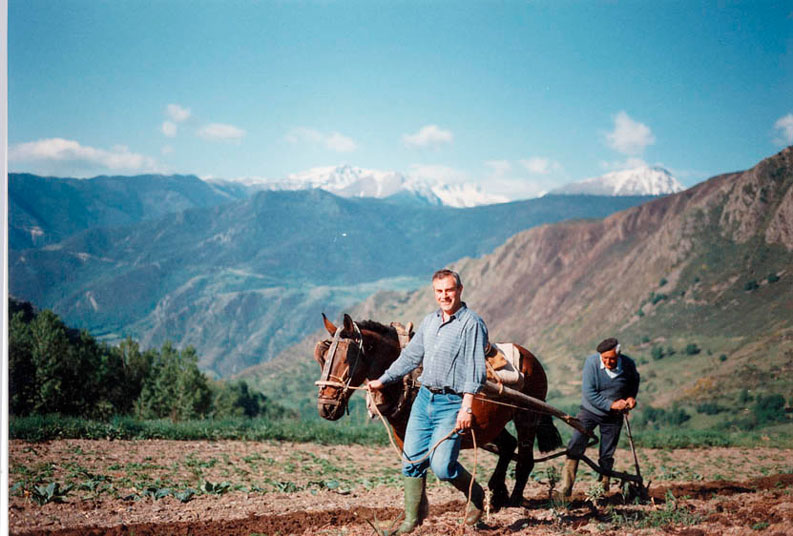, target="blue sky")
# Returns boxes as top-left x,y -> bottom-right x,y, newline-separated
8,0 -> 793,199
